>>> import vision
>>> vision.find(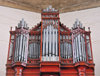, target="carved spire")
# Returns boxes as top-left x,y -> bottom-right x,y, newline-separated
73,19 -> 83,29
43,5 -> 58,12
18,19 -> 28,29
